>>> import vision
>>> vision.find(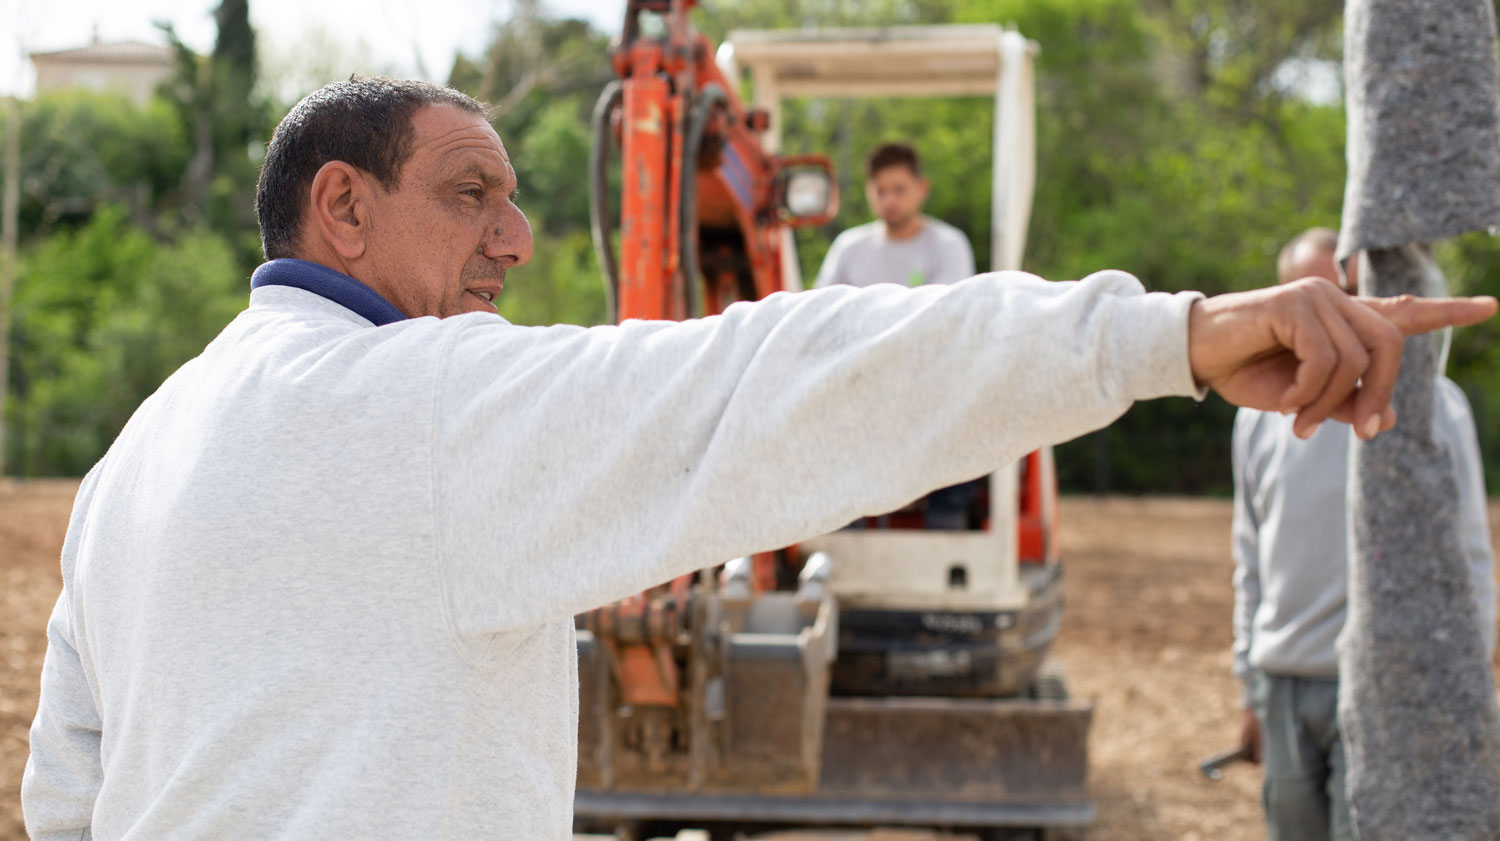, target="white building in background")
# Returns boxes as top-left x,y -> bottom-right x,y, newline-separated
30,39 -> 175,105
